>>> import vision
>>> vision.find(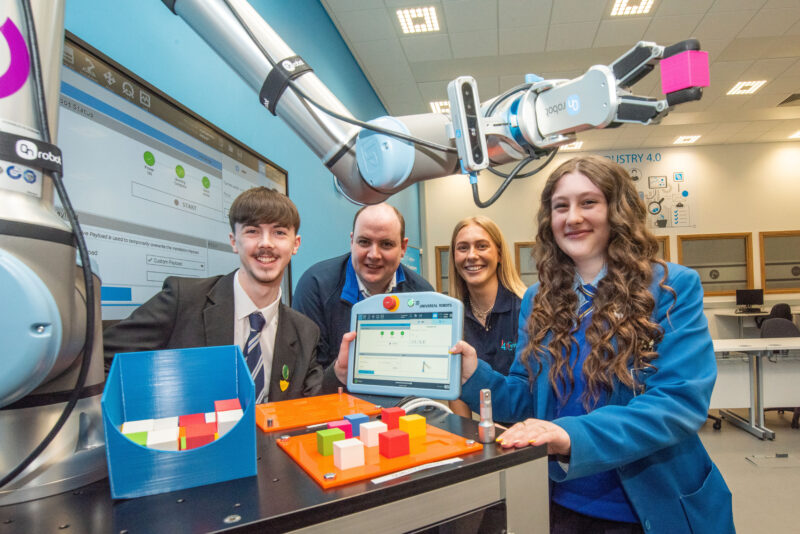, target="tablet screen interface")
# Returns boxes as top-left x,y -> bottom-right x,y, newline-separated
353,312 -> 453,391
